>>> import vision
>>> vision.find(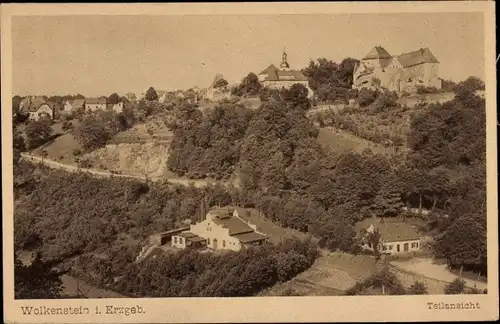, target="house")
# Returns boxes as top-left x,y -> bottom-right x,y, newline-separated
110,102 -> 124,113
204,74 -> 232,102
63,98 -> 85,113
356,218 -> 422,255
19,96 -> 54,121
353,46 -> 442,93
257,50 -> 314,99
171,206 -> 268,251
85,97 -> 107,112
